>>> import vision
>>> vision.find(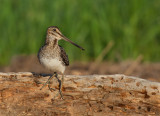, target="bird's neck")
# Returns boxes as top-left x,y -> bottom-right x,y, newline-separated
45,35 -> 58,48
